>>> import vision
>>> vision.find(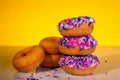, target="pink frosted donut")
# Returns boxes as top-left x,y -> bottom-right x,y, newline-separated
58,35 -> 97,55
58,55 -> 100,75
58,16 -> 95,36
